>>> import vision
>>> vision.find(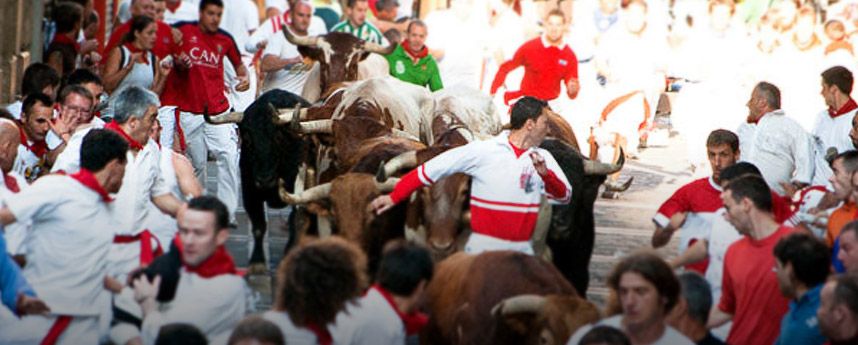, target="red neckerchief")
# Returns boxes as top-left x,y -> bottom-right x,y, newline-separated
829,99 -> 858,118
747,113 -> 765,125
305,323 -> 333,345
3,173 -> 19,193
69,168 -> 113,202
105,121 -> 145,151
51,33 -> 80,53
165,0 -> 181,12
173,235 -> 237,278
371,284 -> 428,335
401,40 -> 428,59
17,124 -> 47,157
123,43 -> 150,64
508,137 -> 527,158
